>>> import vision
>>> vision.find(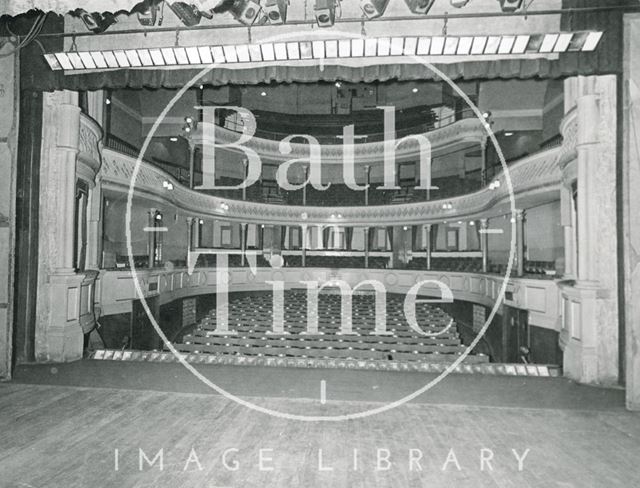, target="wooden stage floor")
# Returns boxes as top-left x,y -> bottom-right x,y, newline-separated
1,360 -> 639,488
